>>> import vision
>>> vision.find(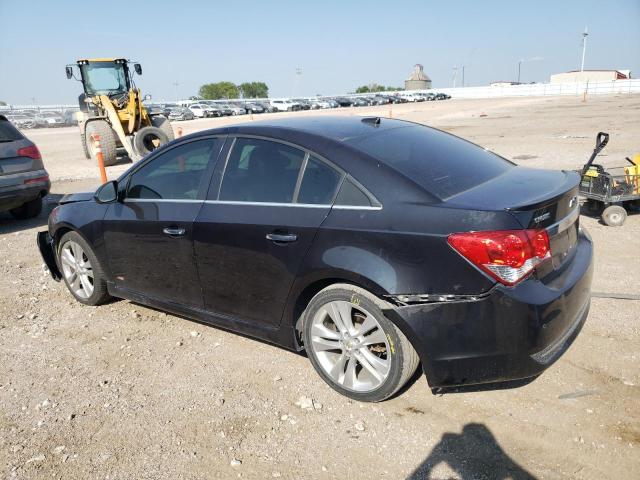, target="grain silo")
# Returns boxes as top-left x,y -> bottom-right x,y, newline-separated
404,64 -> 432,90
